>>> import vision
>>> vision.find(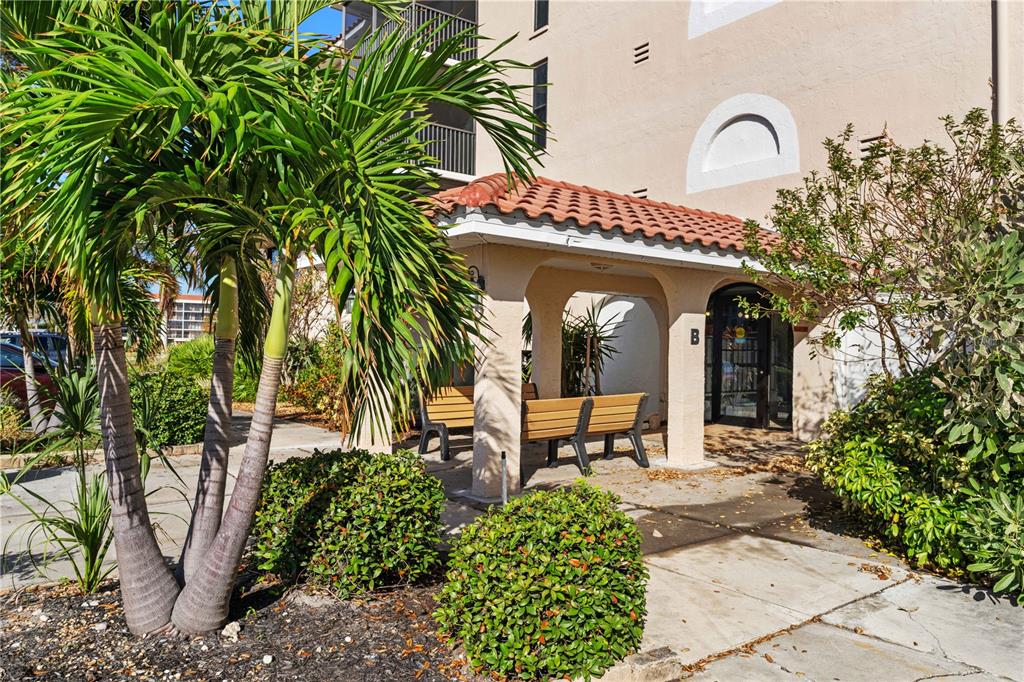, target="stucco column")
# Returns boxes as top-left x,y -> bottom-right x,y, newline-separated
655,269 -> 721,468
649,297 -> 670,422
526,289 -> 570,399
470,245 -> 544,499
664,311 -> 707,466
